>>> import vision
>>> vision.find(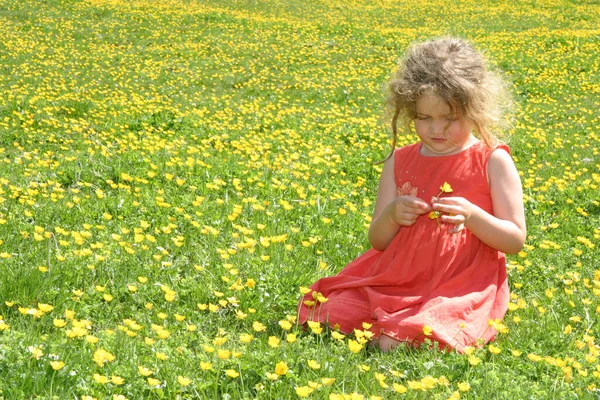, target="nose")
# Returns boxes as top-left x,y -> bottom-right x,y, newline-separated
429,120 -> 448,136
